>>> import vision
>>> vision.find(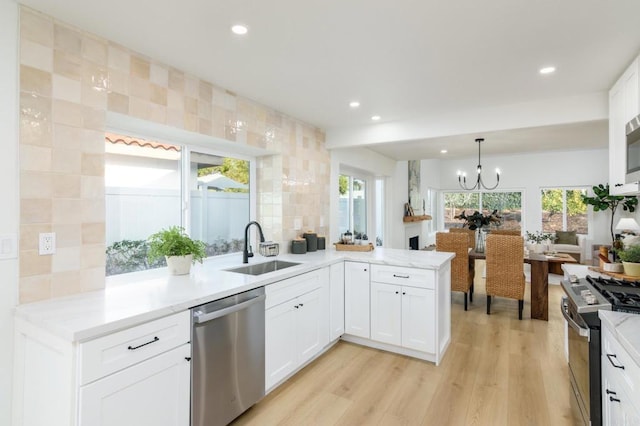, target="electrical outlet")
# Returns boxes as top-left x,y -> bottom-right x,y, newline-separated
39,232 -> 56,255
